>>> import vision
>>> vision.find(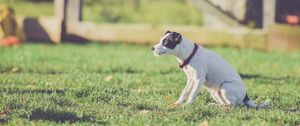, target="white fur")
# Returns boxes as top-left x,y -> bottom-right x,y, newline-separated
152,33 -> 270,107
